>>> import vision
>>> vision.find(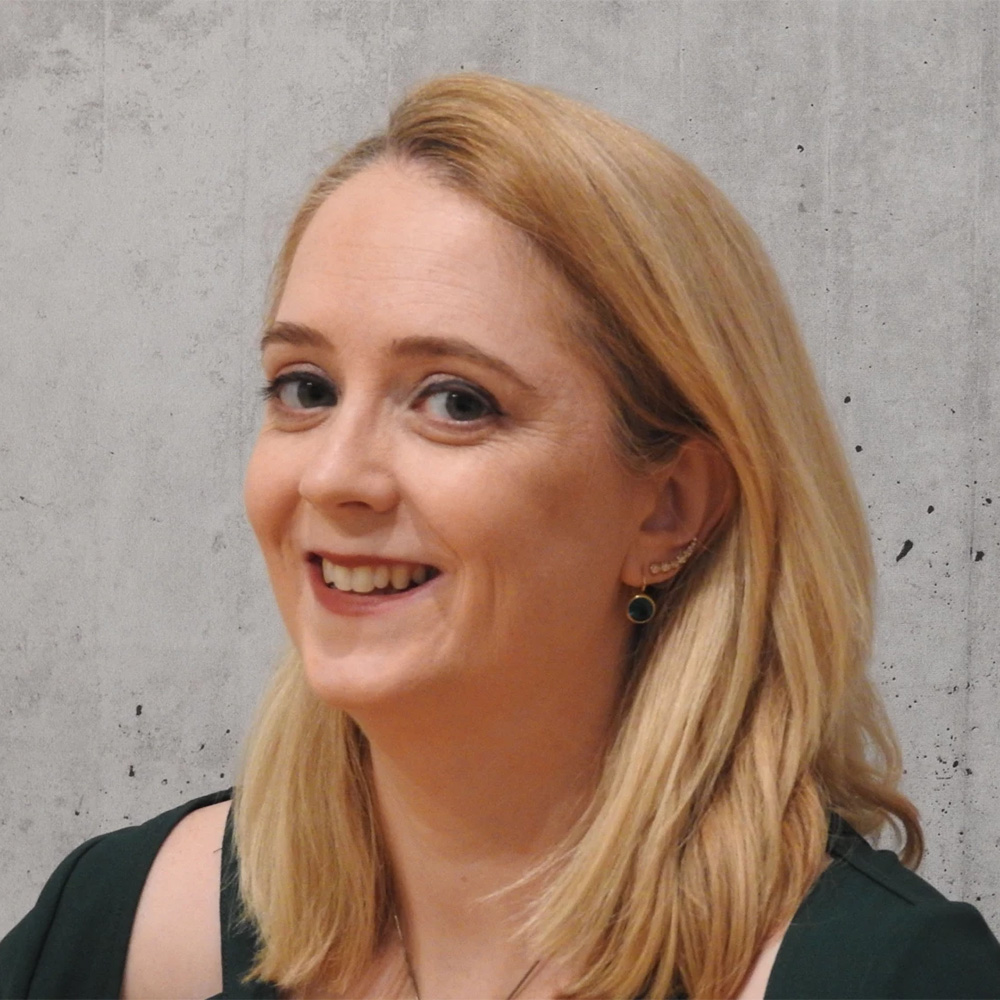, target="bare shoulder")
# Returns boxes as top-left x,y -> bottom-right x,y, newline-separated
735,923 -> 787,1000
121,799 -> 230,999
735,854 -> 834,1000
